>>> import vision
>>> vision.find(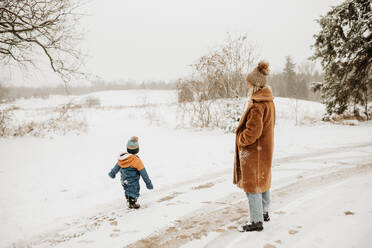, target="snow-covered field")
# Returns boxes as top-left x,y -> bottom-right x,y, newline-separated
1,90 -> 371,248
5,90 -> 178,110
